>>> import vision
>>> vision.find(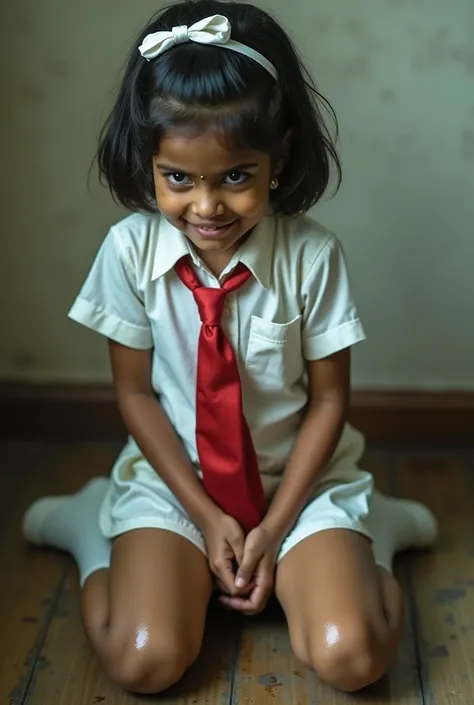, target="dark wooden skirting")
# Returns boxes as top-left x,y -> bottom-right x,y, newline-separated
351,389 -> 474,446
1,383 -> 473,445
